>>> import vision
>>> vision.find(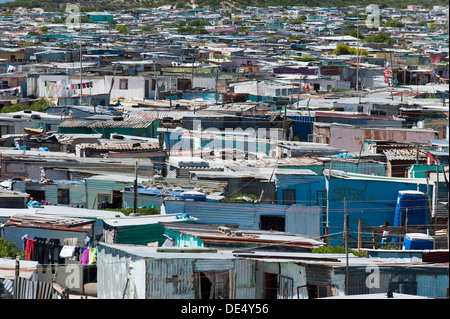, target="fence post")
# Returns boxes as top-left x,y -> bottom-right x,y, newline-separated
358,219 -> 362,253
